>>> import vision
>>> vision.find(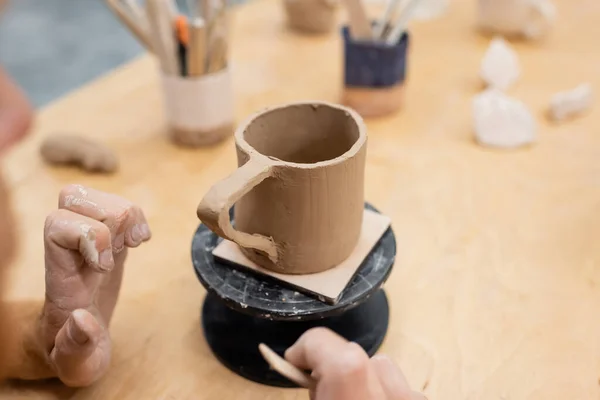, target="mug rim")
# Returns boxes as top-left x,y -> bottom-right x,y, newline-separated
234,101 -> 367,169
